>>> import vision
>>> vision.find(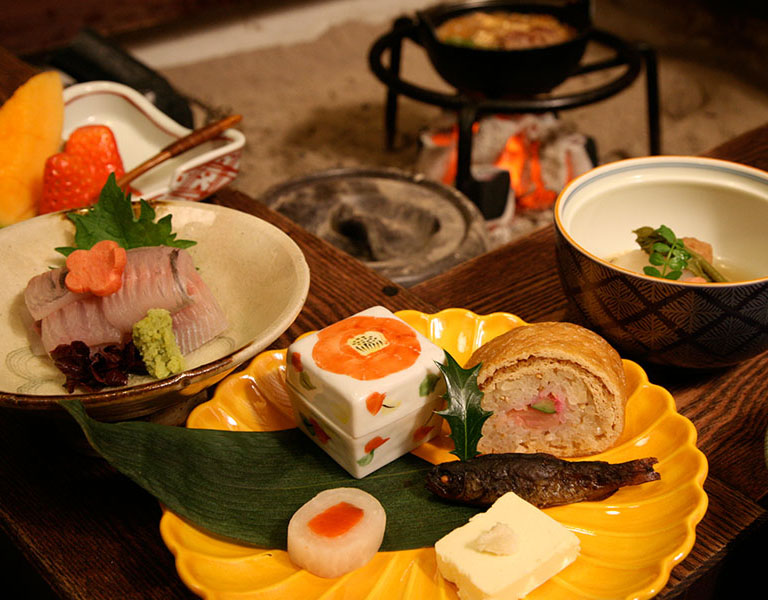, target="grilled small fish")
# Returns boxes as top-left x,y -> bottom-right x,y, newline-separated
425,452 -> 660,508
